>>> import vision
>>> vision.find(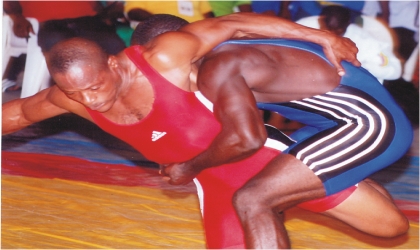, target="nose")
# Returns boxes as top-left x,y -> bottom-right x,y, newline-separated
81,92 -> 95,105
